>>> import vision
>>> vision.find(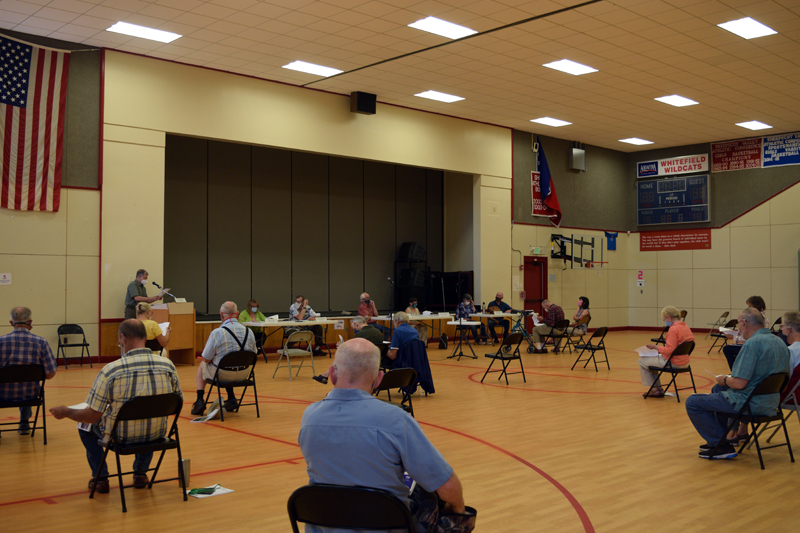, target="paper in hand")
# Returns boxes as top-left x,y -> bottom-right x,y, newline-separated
635,346 -> 659,357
